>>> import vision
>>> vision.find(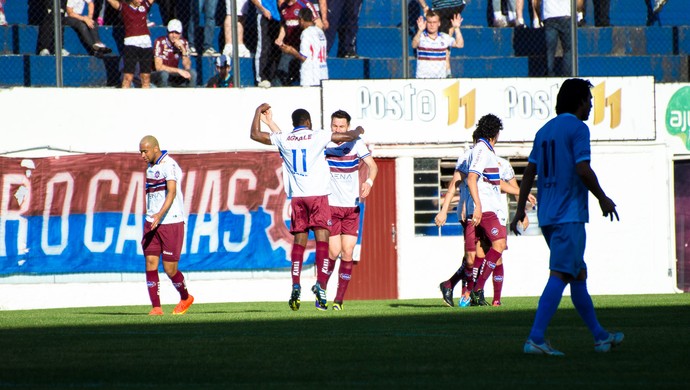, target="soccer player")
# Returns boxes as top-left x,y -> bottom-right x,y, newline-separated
250,103 -> 364,311
511,78 -> 623,356
464,114 -> 509,307
139,135 -> 194,316
436,129 -> 534,307
323,110 -> 378,310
